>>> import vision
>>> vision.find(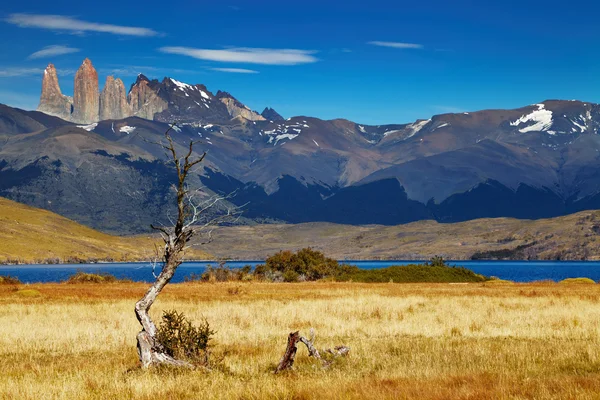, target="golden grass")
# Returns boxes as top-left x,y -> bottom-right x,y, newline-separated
1,282 -> 600,399
0,197 -> 210,263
